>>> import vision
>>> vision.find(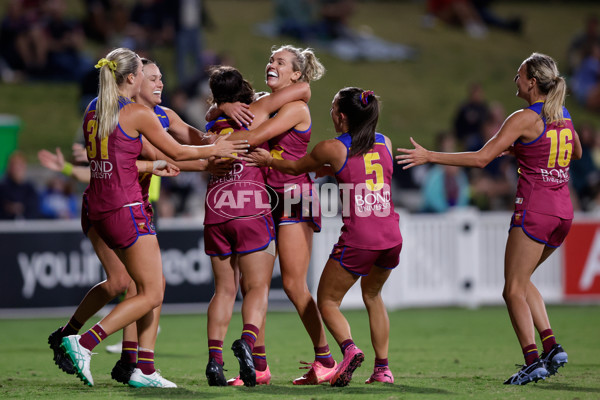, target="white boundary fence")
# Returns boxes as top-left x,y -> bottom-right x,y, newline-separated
308,209 -> 563,309
2,209 -> 598,316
